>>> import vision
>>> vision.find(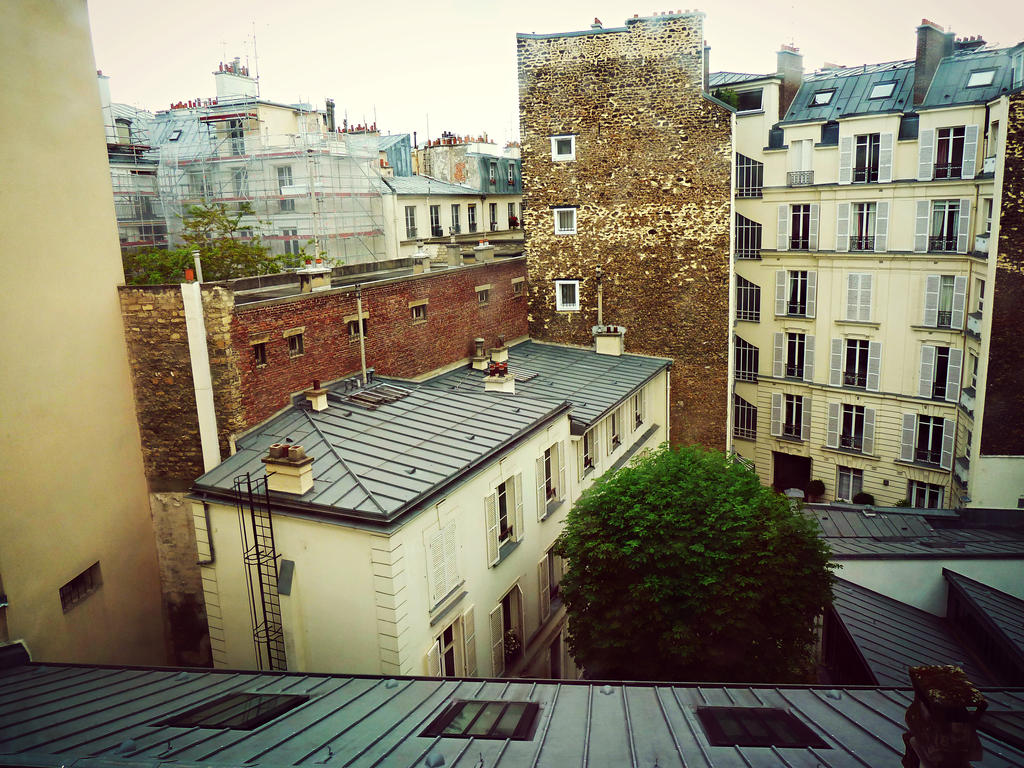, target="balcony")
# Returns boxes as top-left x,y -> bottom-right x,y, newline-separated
915,447 -> 941,465
954,456 -> 970,487
787,170 -> 814,186
490,222 -> 499,232
405,227 -> 417,239
852,166 -> 879,184
785,364 -> 804,379
934,162 -> 963,179
782,423 -> 801,439
468,223 -> 478,233
789,237 -> 810,251
966,312 -> 982,338
960,386 -> 976,414
430,225 -> 444,237
843,371 -> 867,388
936,310 -> 953,328
839,434 -> 863,452
851,236 -> 875,252
450,224 -> 461,235
929,236 -> 957,253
